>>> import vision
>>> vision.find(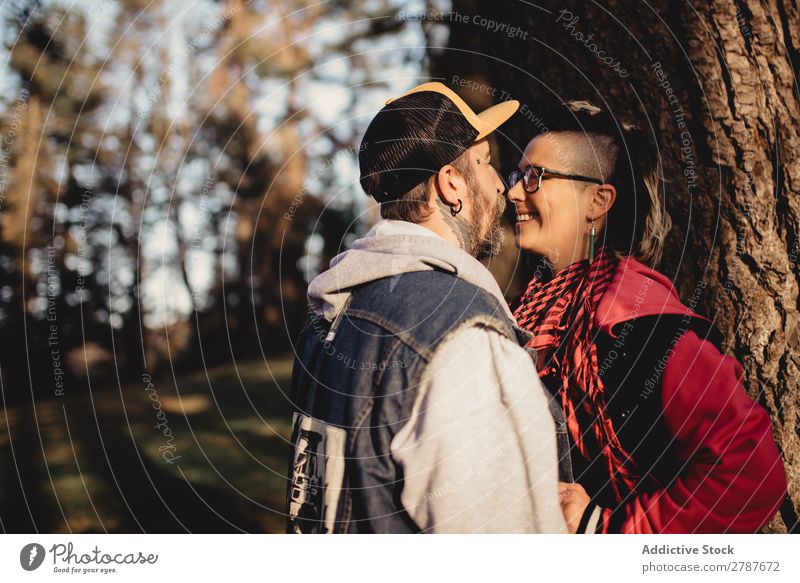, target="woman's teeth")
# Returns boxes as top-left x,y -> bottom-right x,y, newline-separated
516,212 -> 538,222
